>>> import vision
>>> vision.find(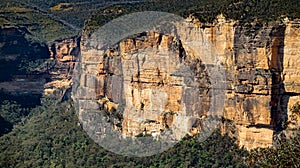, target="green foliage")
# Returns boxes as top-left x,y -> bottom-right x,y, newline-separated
84,0 -> 300,36
0,100 -> 28,136
0,0 -> 141,42
1,80 -> 299,167
247,130 -> 300,167
18,59 -> 56,73
0,0 -> 78,42
2,0 -> 299,42
0,99 -> 249,167
0,100 -> 32,136
0,100 -> 25,124
291,102 -> 300,115
135,132 -> 152,137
